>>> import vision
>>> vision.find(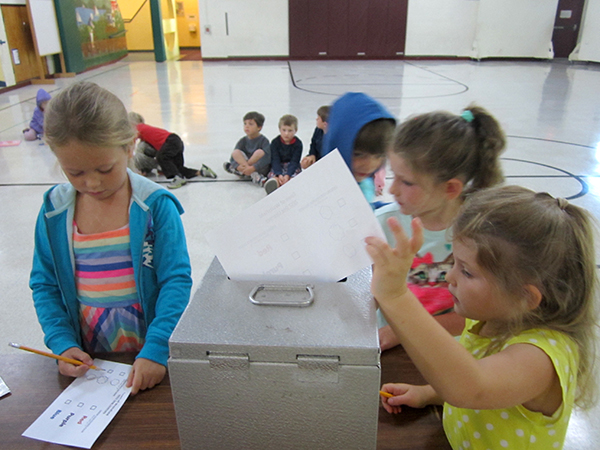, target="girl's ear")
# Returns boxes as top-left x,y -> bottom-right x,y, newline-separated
127,141 -> 135,159
524,284 -> 543,311
444,178 -> 464,200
